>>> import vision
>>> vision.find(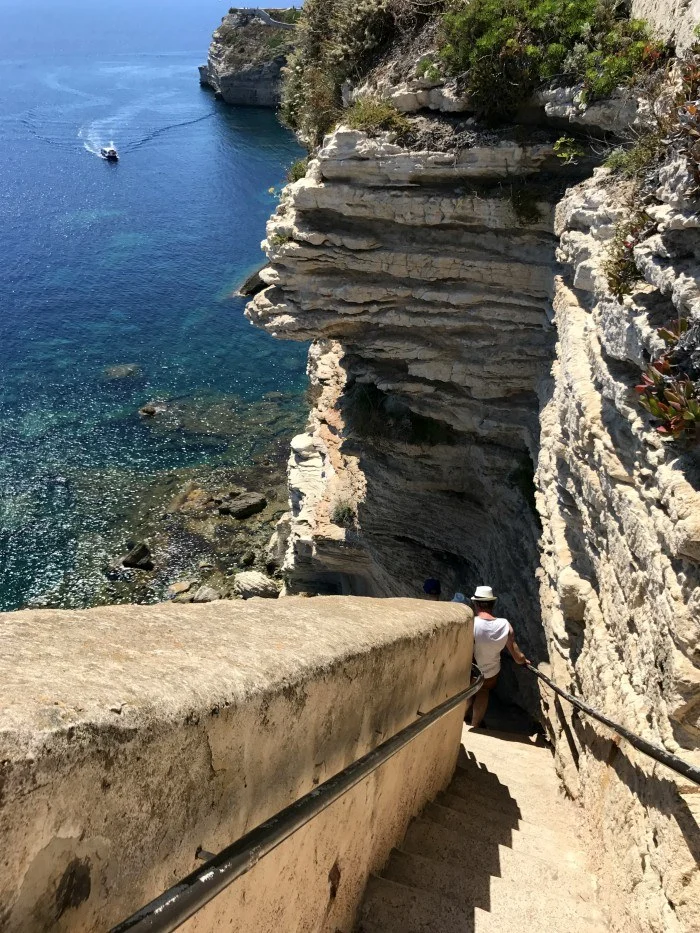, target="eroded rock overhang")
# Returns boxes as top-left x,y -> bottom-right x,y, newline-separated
247,124 -> 592,674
